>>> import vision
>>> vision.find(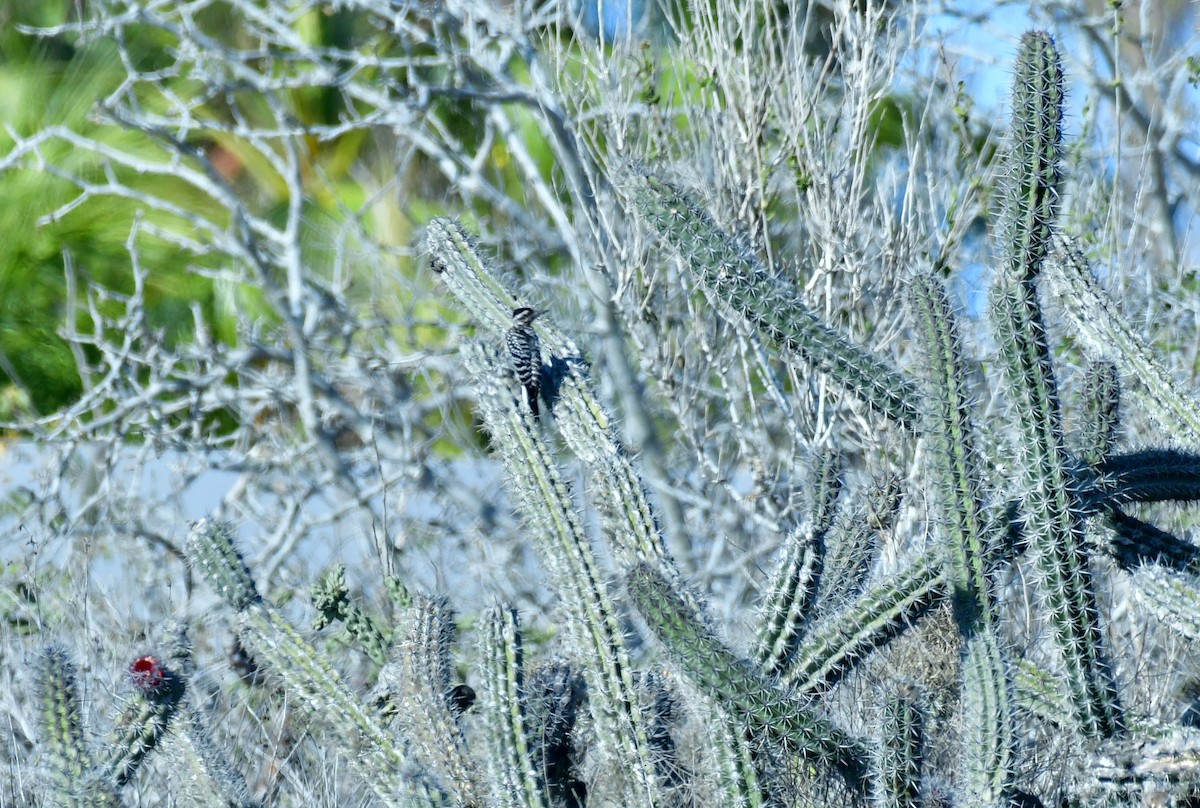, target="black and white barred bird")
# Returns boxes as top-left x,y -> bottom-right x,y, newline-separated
505,307 -> 542,417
